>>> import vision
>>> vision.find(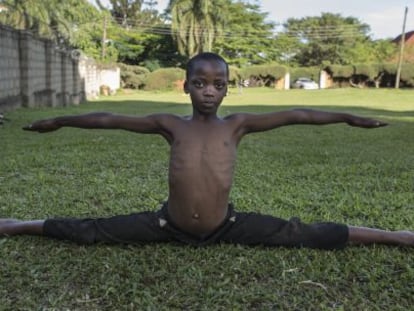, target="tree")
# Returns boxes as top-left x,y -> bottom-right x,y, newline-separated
107,0 -> 143,27
168,0 -> 227,57
1,0 -> 100,45
1,0 -> 62,39
97,0 -> 161,28
280,13 -> 374,66
213,1 -> 277,67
